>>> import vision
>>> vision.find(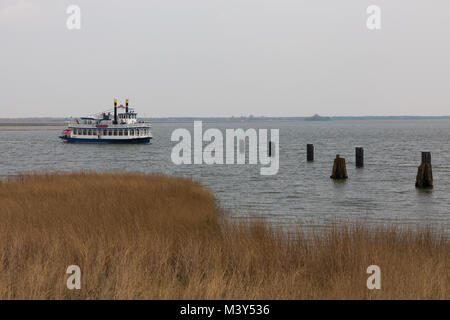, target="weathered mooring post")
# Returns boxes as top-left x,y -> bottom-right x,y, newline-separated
355,147 -> 364,167
330,155 -> 348,179
268,141 -> 274,157
415,152 -> 433,188
307,144 -> 314,162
